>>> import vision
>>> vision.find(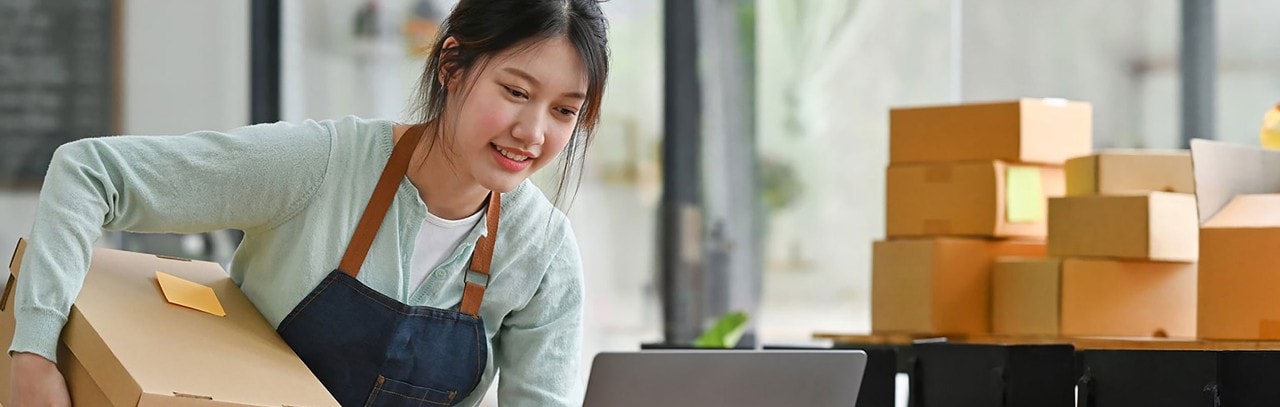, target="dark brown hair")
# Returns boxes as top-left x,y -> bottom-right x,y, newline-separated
409,0 -> 610,208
